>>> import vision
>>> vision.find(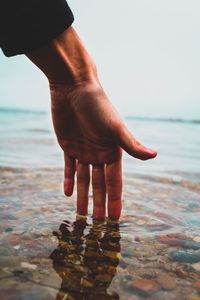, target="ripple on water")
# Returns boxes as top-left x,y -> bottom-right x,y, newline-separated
1,168 -> 200,299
